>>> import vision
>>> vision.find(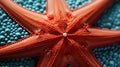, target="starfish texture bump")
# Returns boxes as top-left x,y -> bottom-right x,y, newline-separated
0,0 -> 120,67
